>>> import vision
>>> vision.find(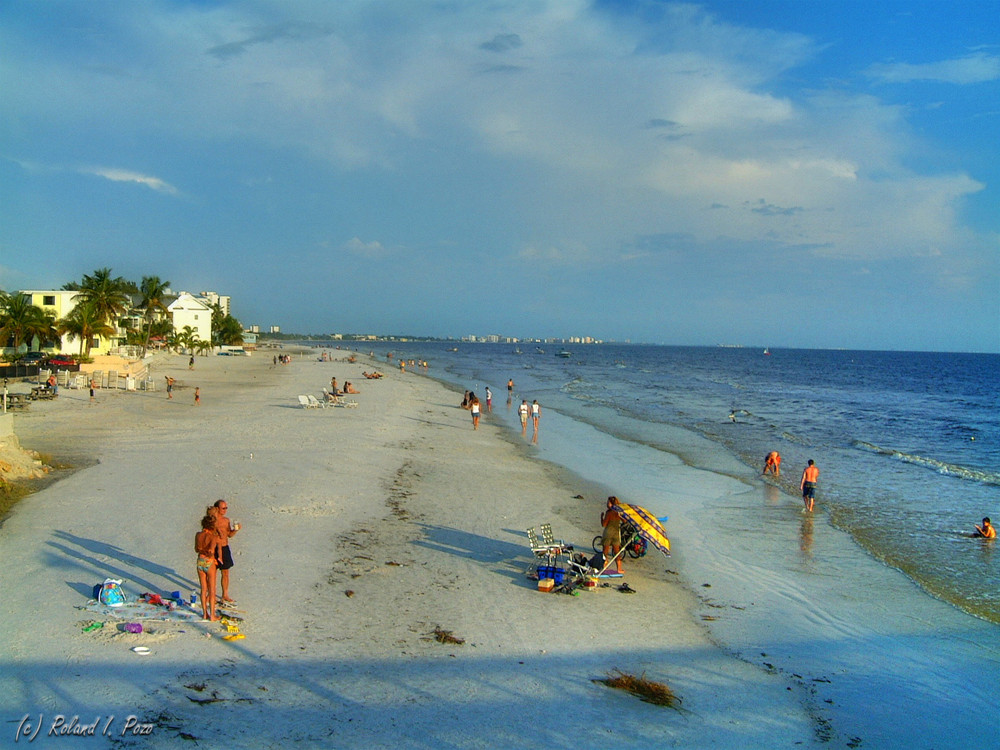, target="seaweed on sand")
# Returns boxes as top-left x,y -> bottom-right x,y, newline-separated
595,669 -> 679,708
